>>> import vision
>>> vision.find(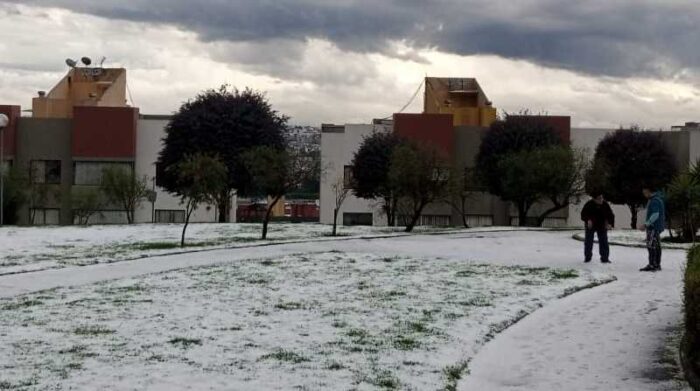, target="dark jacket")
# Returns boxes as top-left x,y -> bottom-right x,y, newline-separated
581,200 -> 615,230
645,191 -> 666,233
